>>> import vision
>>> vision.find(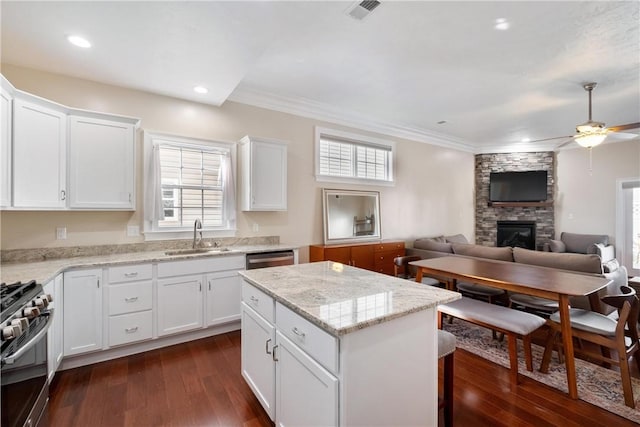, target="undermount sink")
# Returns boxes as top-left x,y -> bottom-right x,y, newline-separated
164,247 -> 234,256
